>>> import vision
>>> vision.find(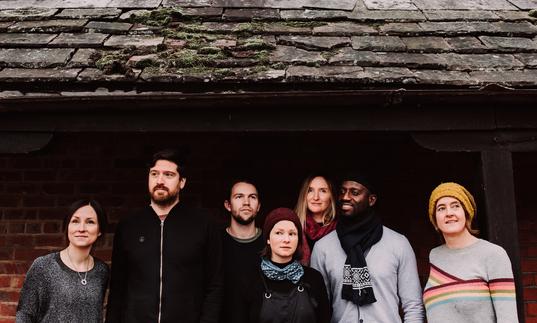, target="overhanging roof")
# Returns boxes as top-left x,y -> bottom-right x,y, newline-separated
0,0 -> 537,99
